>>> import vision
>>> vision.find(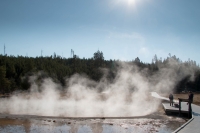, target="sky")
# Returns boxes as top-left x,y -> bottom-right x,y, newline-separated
0,0 -> 200,64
